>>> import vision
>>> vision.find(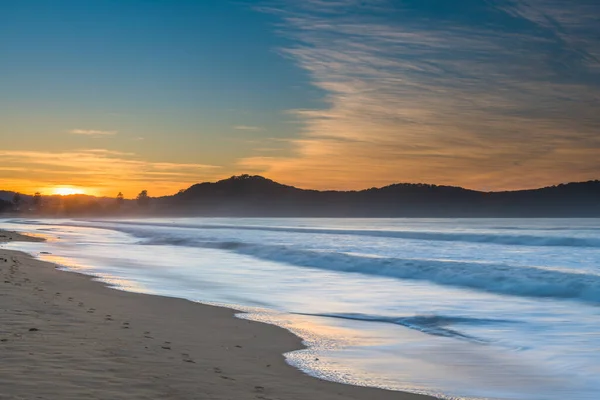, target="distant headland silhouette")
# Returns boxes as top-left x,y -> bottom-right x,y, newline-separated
2,174 -> 599,217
